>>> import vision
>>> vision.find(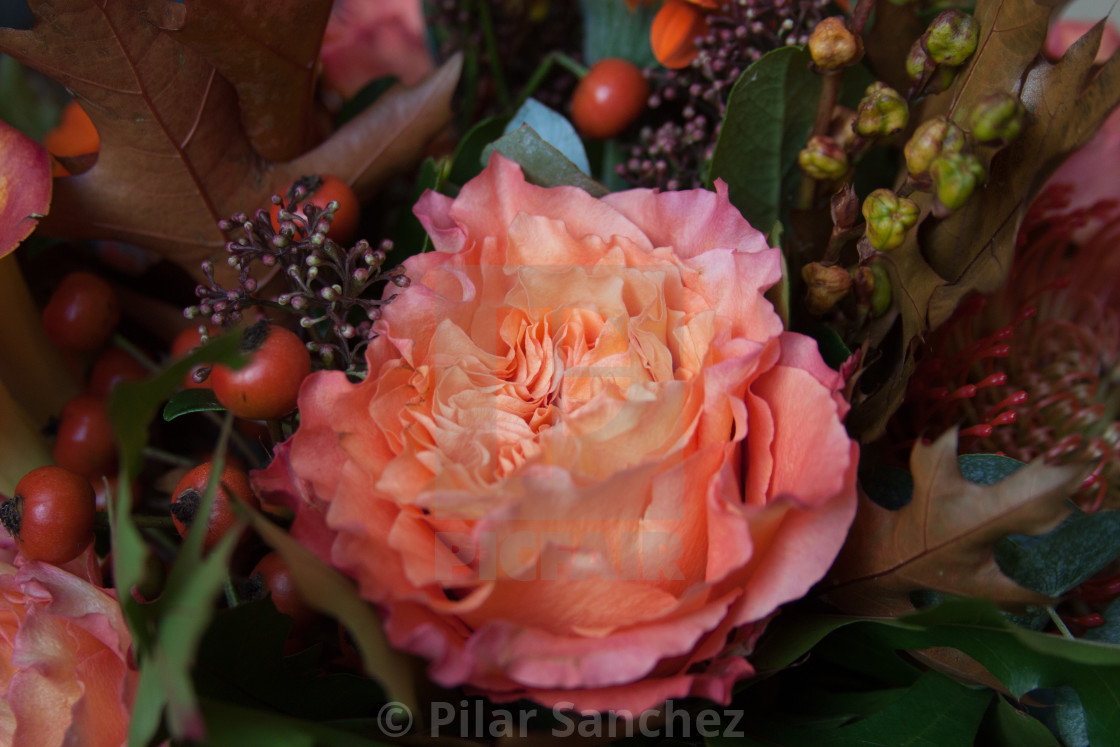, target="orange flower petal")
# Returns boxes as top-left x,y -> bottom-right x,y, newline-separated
651,0 -> 710,69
